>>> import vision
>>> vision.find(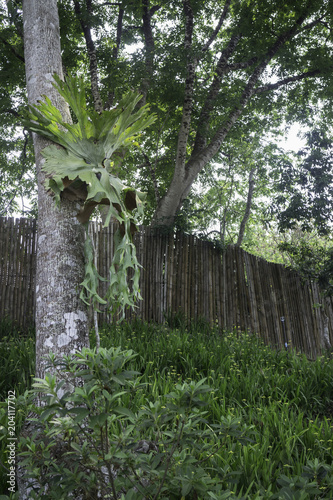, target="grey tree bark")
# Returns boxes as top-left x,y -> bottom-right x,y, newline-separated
23,0 -> 90,380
